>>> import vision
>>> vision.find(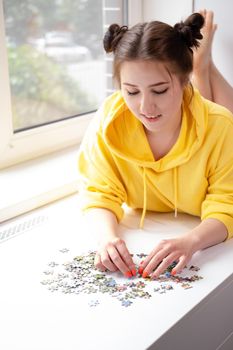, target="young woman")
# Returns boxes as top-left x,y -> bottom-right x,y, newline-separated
192,10 -> 233,113
77,13 -> 233,279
